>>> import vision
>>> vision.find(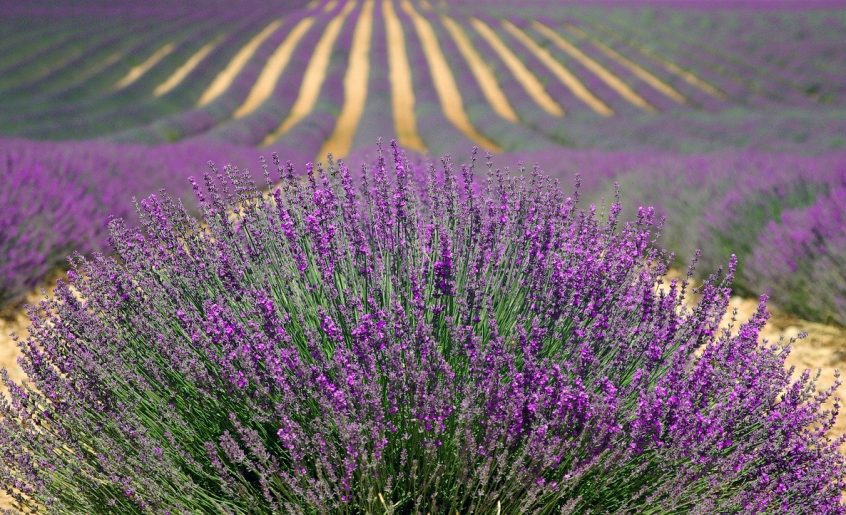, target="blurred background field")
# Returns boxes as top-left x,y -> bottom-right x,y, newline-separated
1,1 -> 845,505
